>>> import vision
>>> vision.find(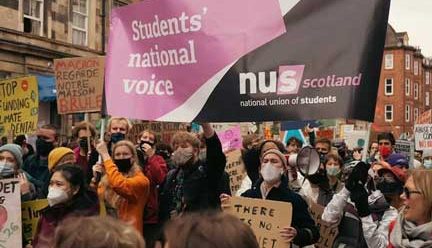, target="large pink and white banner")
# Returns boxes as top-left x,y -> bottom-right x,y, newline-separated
106,0 -> 390,123
105,0 -> 286,121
